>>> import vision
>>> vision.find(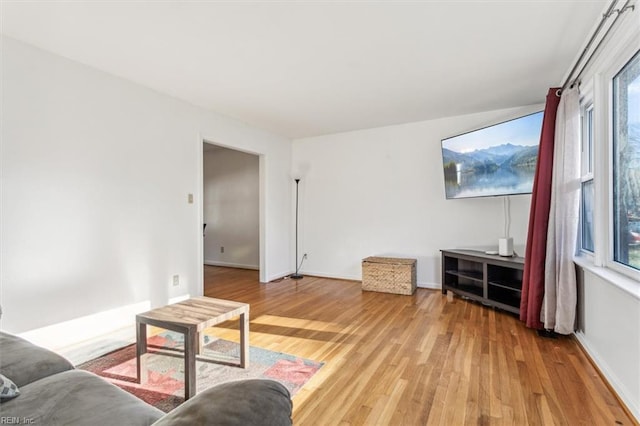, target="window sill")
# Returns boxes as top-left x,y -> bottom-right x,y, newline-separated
574,256 -> 640,300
